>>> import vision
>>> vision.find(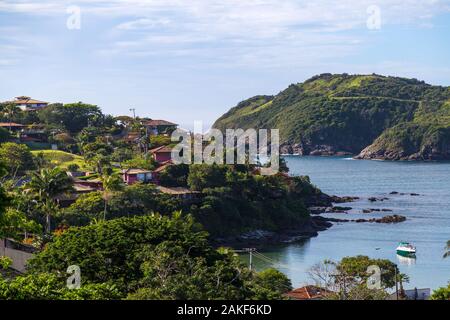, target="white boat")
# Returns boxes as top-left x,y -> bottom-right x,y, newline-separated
396,242 -> 416,257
